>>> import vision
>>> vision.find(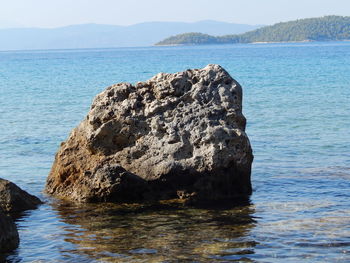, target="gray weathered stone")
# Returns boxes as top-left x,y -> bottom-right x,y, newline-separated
0,178 -> 43,213
46,64 -> 253,203
0,208 -> 19,252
